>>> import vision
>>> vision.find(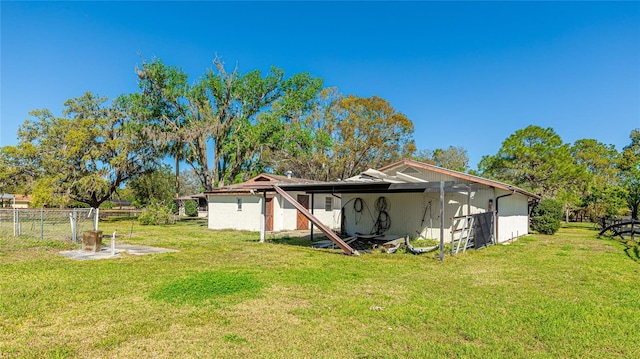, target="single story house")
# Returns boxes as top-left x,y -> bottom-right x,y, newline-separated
0,194 -> 32,208
205,160 -> 540,255
176,193 -> 208,217
205,173 -> 342,232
